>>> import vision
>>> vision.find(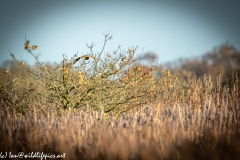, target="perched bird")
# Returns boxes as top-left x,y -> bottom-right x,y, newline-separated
3,70 -> 10,75
24,43 -> 31,50
24,40 -> 31,50
31,45 -> 38,50
20,61 -> 24,66
121,57 -> 126,62
72,55 -> 91,65
81,55 -> 90,60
